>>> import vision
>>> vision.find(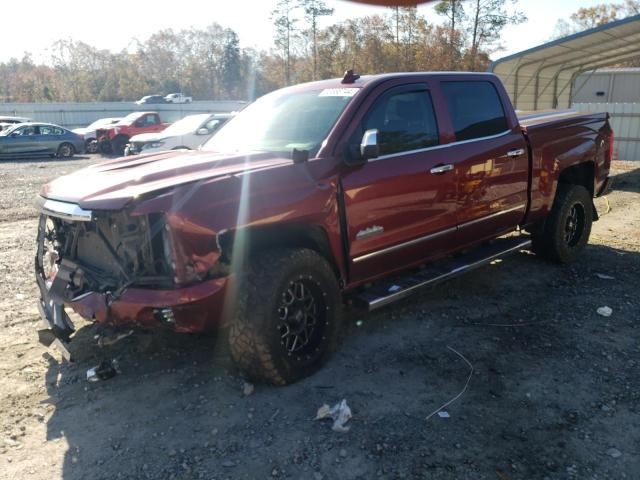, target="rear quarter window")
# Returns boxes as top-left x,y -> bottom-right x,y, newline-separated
441,81 -> 509,141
